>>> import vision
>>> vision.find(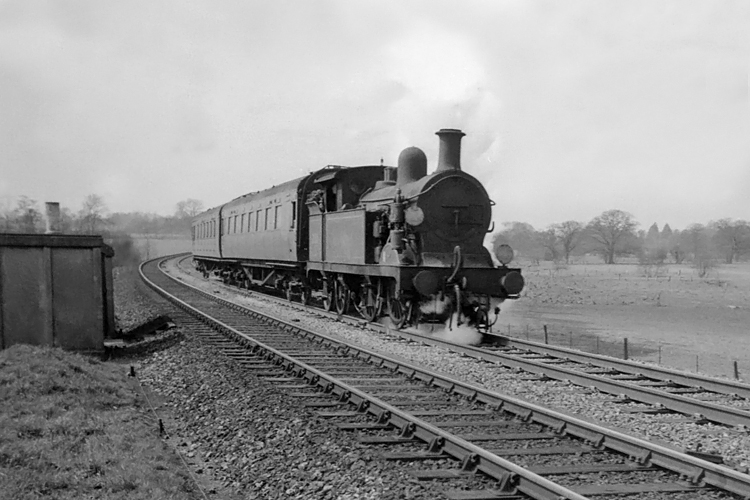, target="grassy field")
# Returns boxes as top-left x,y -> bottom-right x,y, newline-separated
500,260 -> 750,379
0,345 -> 203,500
130,236 -> 191,261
